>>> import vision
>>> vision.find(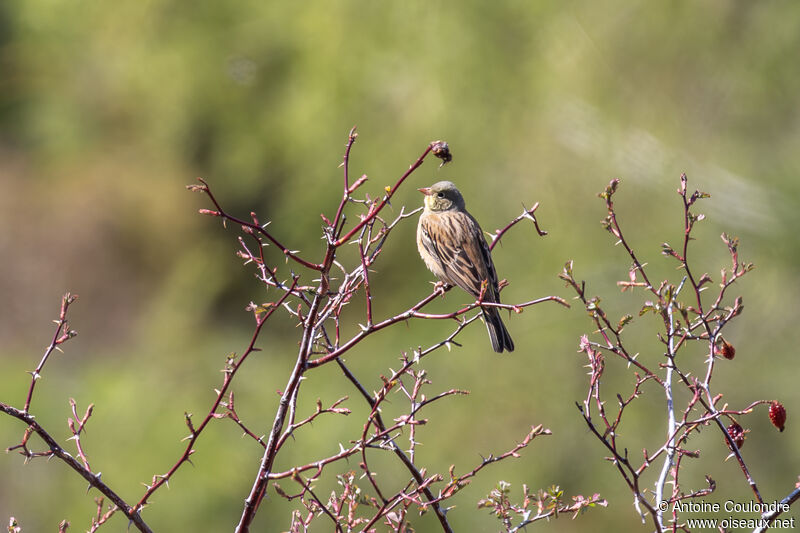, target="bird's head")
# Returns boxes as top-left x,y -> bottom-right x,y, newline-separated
418,181 -> 465,212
